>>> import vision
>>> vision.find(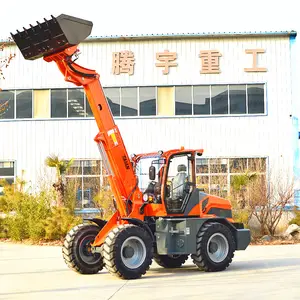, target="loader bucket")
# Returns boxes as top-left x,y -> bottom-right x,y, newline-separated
10,14 -> 93,60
